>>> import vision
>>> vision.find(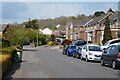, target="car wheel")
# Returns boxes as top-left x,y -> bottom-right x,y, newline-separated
101,59 -> 105,66
112,61 -> 117,69
63,52 -> 64,55
85,55 -> 89,62
80,55 -> 83,60
77,54 -> 79,59
73,53 -> 75,58
67,52 -> 69,56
